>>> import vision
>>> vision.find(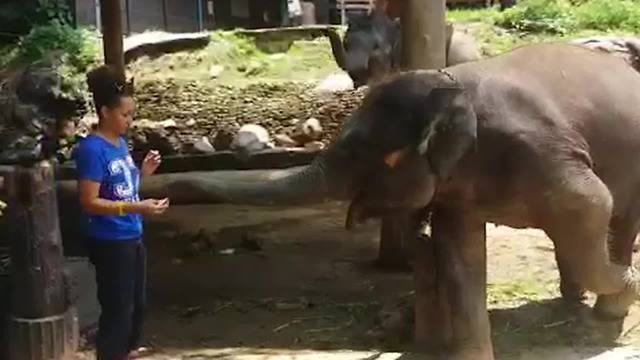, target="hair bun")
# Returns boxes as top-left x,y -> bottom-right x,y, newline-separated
86,65 -> 128,110
86,65 -> 123,95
